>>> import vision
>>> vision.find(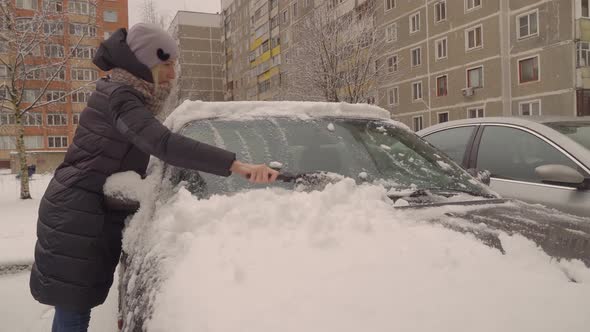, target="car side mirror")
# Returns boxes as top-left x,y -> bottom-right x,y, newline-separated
535,164 -> 585,188
467,168 -> 491,186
